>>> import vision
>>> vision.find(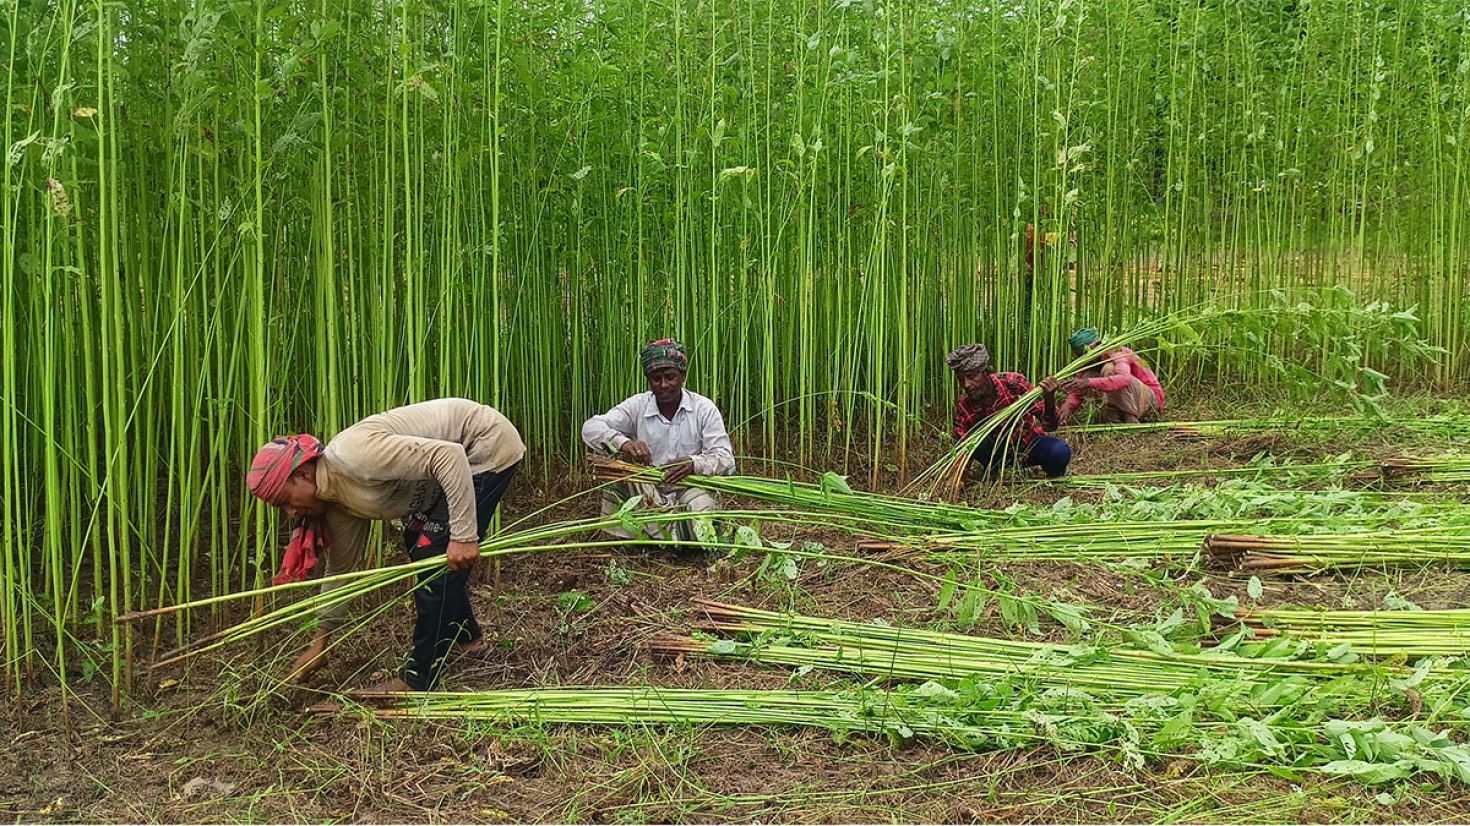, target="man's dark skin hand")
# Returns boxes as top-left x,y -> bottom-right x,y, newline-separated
446,540 -> 481,571
617,443 -> 694,483
619,439 -> 653,465
662,458 -> 695,485
1039,386 -> 1061,431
